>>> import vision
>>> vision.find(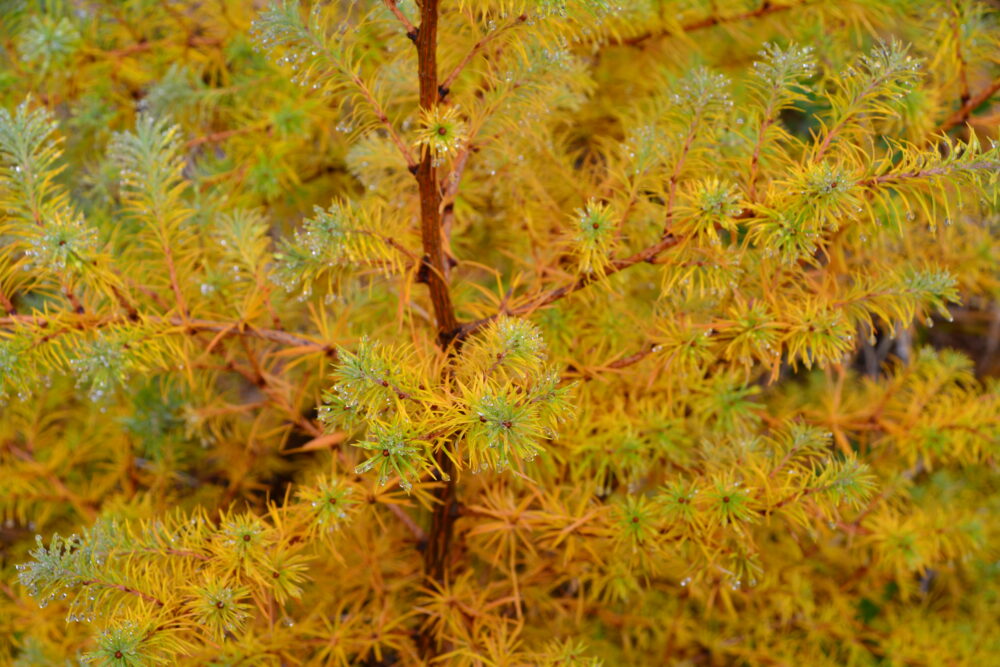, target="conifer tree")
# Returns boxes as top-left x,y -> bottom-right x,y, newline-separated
1,0 -> 999,664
